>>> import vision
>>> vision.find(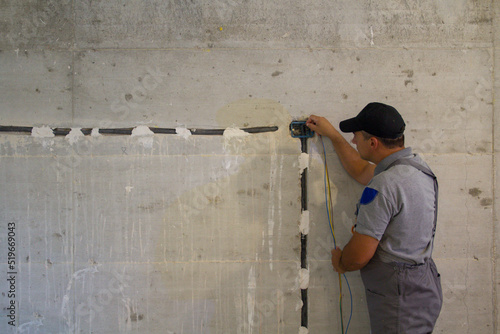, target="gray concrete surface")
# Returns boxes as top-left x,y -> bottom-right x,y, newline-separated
0,0 -> 497,333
